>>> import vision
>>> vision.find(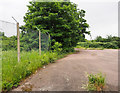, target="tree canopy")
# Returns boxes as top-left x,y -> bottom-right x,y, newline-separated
20,1 -> 90,52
